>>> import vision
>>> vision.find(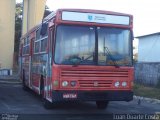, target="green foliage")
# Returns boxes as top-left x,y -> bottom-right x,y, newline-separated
134,83 -> 160,100
14,3 -> 23,53
14,3 -> 51,65
43,6 -> 52,18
